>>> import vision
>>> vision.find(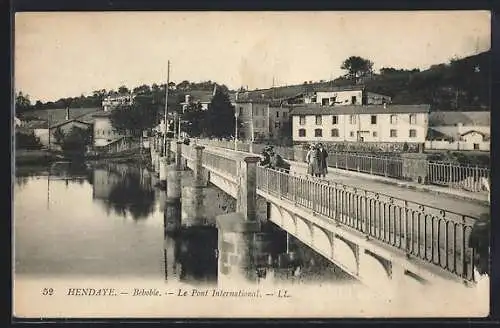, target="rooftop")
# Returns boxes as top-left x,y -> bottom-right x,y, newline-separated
21,107 -> 101,126
428,111 -> 490,126
181,90 -> 214,104
289,104 -> 431,115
